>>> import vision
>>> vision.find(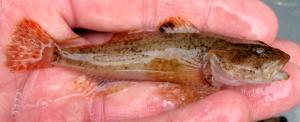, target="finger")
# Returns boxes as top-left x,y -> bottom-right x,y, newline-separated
62,0 -> 278,43
130,90 -> 250,122
0,0 -> 79,41
0,81 -> 20,122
